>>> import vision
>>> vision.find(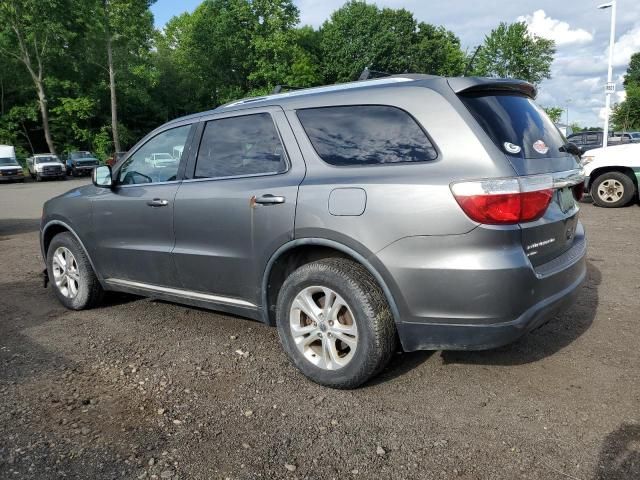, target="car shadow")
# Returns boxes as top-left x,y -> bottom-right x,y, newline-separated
366,350 -> 436,386
438,260 -> 600,366
0,218 -> 40,237
593,423 -> 640,479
